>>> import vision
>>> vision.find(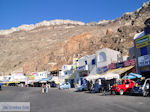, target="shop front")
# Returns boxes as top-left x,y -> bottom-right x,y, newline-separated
138,54 -> 150,78
107,59 -> 136,78
75,65 -> 89,86
133,18 -> 150,78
